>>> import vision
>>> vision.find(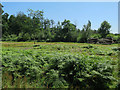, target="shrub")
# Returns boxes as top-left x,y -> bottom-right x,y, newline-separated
2,48 -> 116,88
